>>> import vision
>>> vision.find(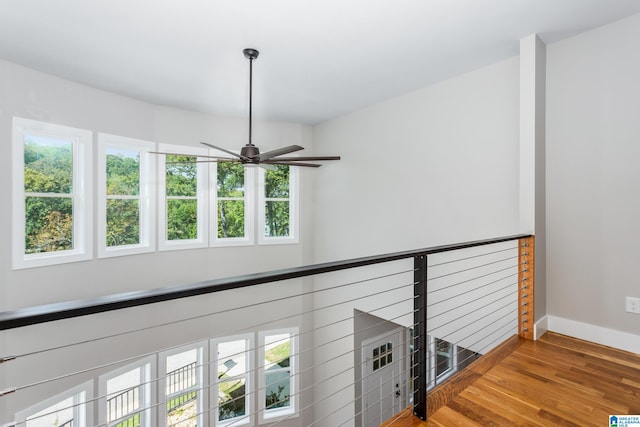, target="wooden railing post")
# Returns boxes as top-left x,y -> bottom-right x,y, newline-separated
518,237 -> 535,339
